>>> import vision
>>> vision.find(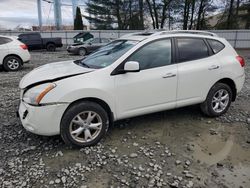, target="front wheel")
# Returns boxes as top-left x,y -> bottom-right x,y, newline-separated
60,101 -> 109,147
200,83 -> 232,117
